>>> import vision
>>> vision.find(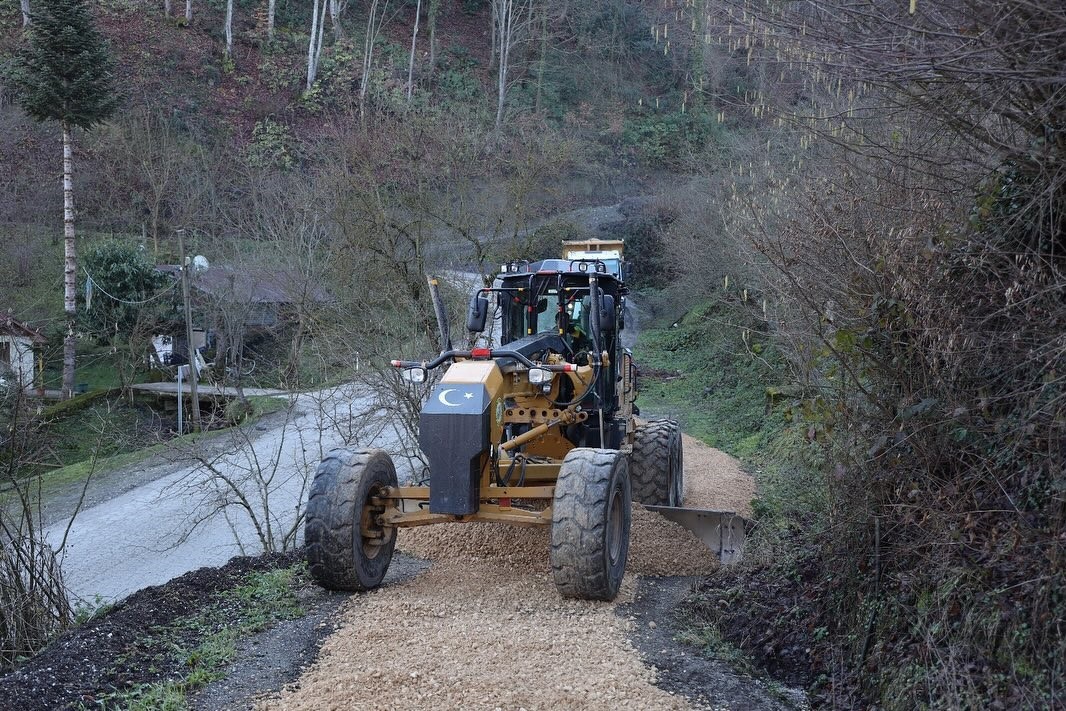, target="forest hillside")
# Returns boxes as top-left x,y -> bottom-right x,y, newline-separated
1,1 -> 1062,709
